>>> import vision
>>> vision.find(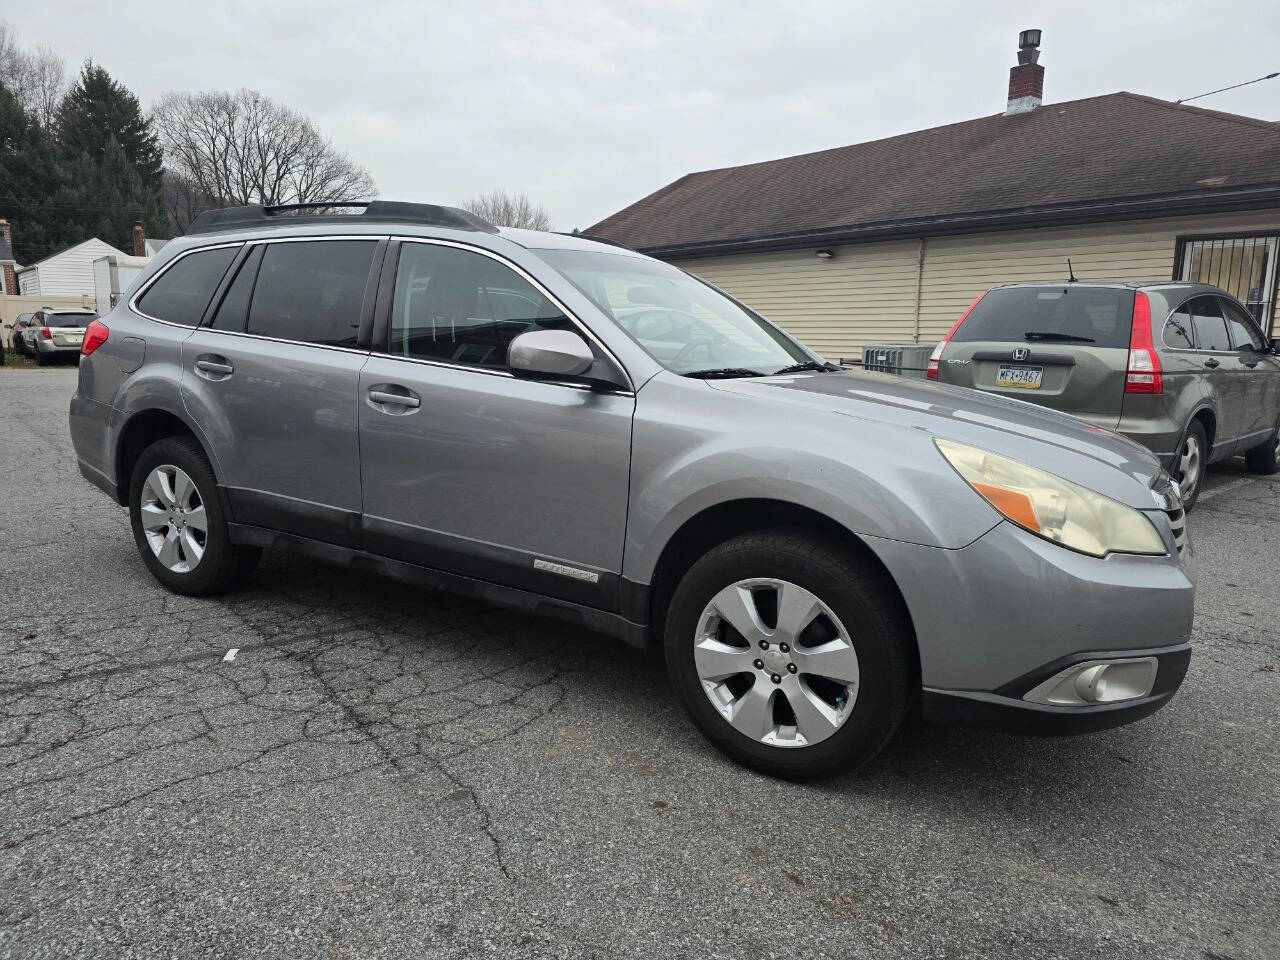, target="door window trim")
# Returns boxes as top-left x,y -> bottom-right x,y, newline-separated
128,241 -> 245,328
372,235 -> 635,394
